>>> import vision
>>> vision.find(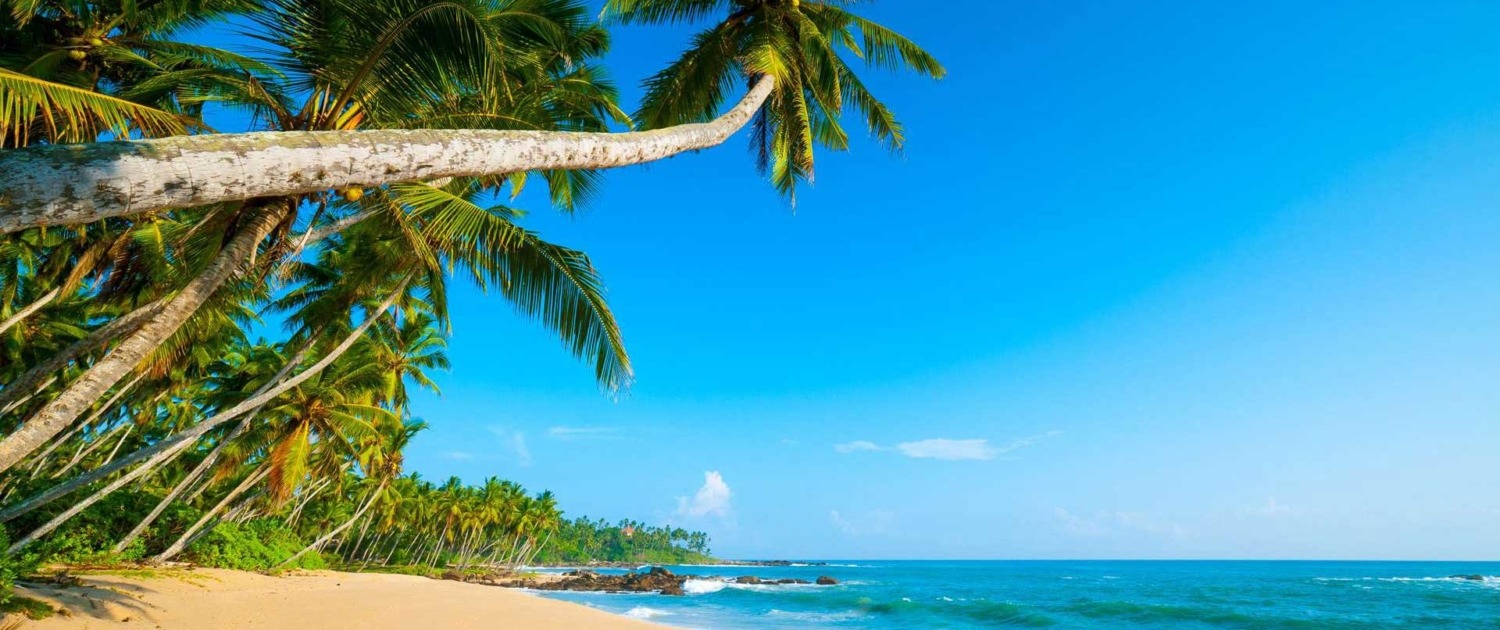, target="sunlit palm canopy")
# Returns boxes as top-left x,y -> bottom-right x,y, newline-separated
602,0 -> 944,199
